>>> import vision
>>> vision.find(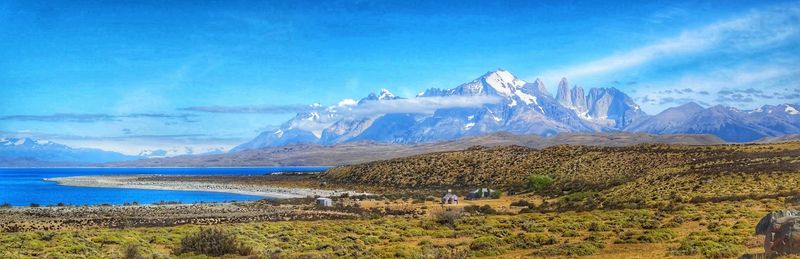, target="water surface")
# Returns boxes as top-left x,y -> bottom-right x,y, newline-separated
0,167 -> 327,206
